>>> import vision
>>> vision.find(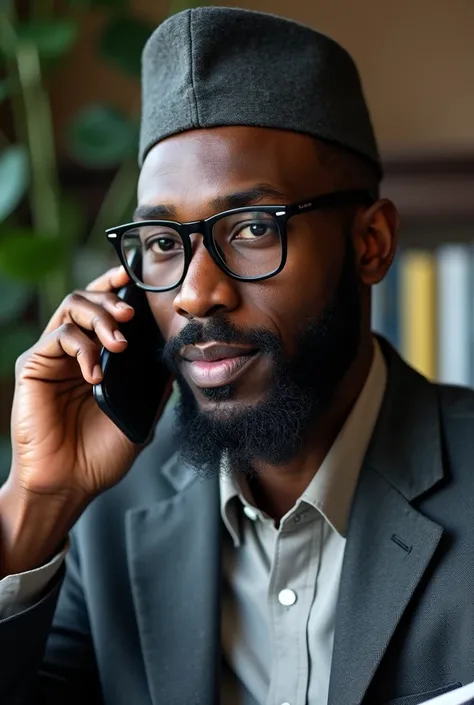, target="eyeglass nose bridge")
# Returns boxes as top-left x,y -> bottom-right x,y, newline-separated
180,219 -> 228,279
